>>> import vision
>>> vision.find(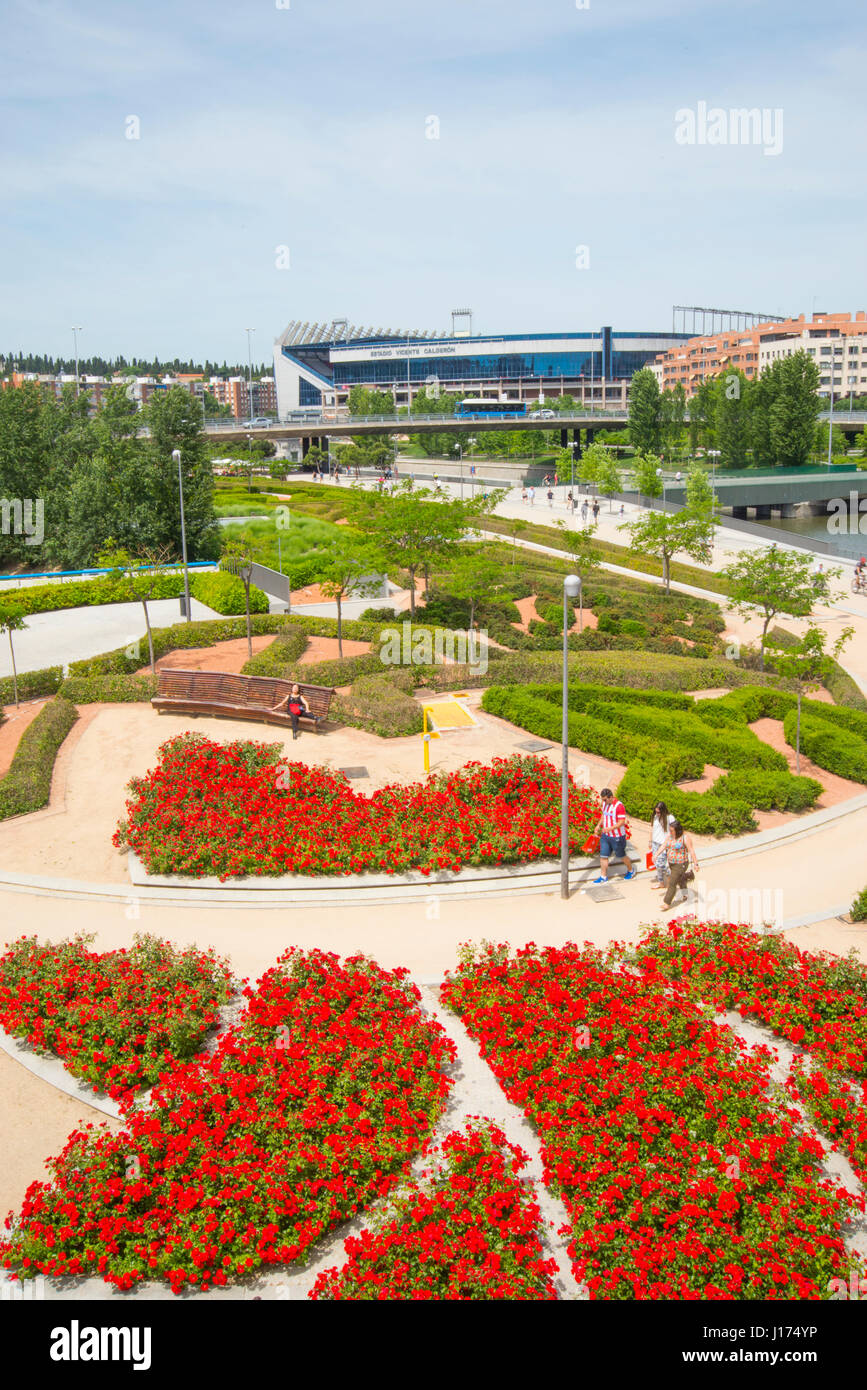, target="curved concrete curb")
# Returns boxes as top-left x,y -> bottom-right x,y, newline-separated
0,1027 -> 125,1120
2,788 -> 864,907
